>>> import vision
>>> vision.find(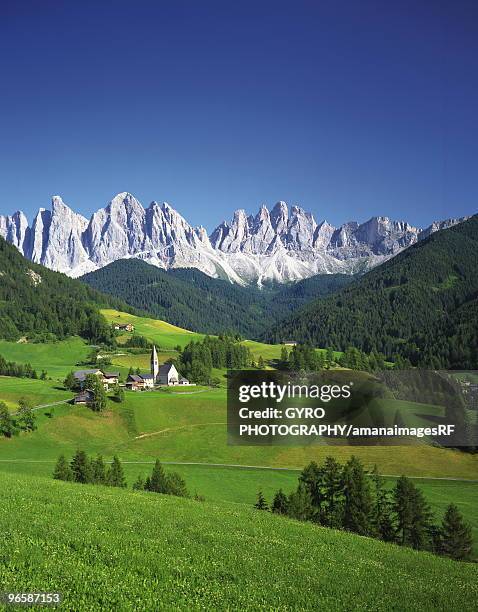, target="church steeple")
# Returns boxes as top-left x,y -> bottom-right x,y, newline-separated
151,345 -> 159,381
